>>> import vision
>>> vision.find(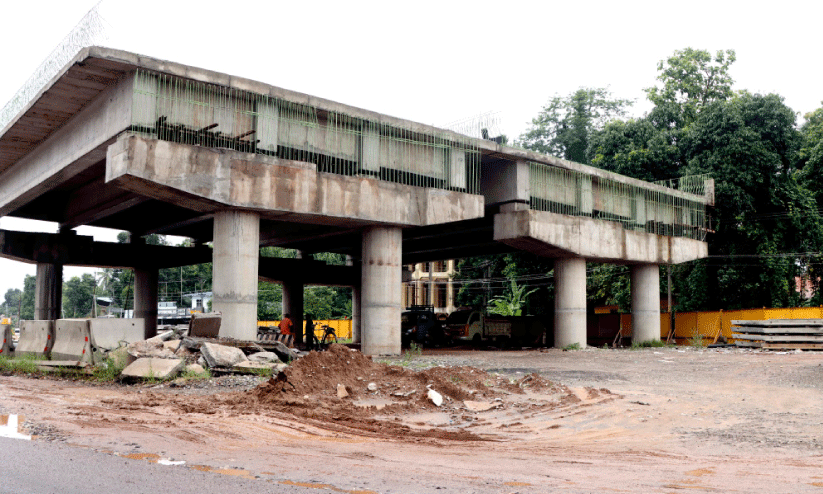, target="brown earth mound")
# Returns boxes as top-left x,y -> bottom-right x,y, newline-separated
124,344 -> 608,442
